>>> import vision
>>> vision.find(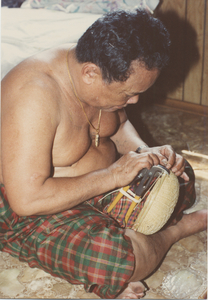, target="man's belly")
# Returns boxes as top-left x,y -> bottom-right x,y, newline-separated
53,139 -> 117,178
